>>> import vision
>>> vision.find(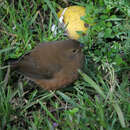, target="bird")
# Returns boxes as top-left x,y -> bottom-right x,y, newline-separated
8,39 -> 84,90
